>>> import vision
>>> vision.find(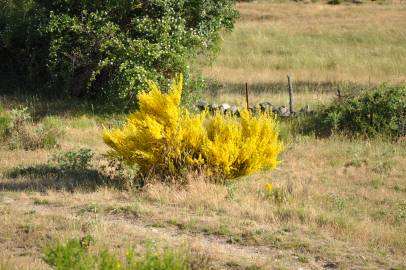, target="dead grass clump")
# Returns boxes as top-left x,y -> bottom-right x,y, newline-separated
143,171 -> 228,211
0,258 -> 16,270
